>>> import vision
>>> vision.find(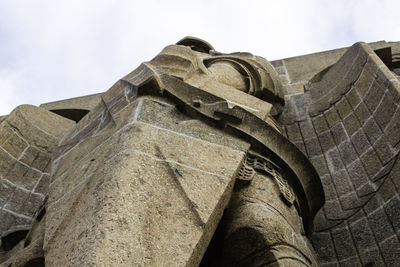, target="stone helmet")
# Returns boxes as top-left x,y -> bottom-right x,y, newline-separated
149,37 -> 284,117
